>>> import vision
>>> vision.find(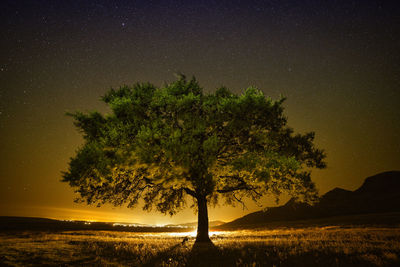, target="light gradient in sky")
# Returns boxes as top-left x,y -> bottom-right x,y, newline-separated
0,0 -> 399,224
